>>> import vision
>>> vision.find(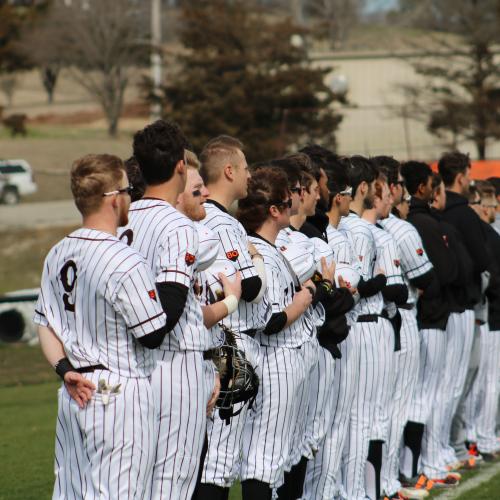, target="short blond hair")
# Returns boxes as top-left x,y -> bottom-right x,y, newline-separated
185,149 -> 201,170
71,154 -> 125,216
199,135 -> 244,184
